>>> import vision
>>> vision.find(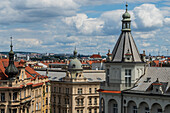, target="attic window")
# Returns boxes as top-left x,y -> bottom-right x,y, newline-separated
127,58 -> 130,60
156,88 -> 159,92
